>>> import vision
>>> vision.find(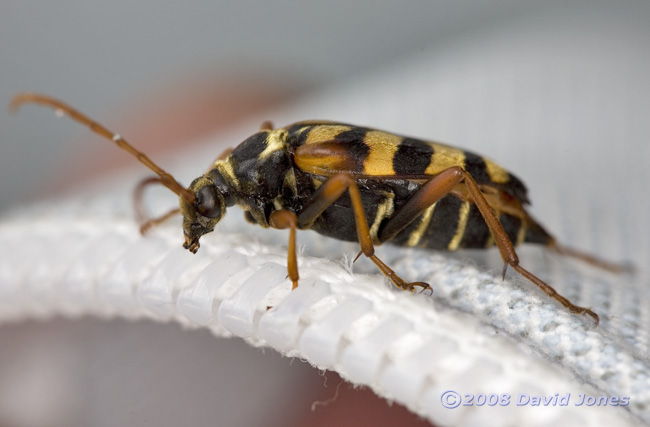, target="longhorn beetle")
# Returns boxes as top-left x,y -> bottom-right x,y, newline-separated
11,93 -> 627,324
